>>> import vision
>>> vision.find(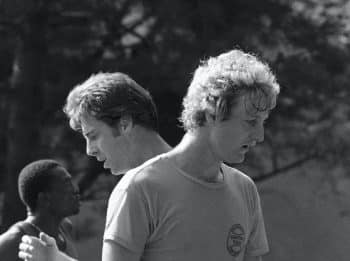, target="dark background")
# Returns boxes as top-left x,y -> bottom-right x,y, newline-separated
1,1 -> 350,260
